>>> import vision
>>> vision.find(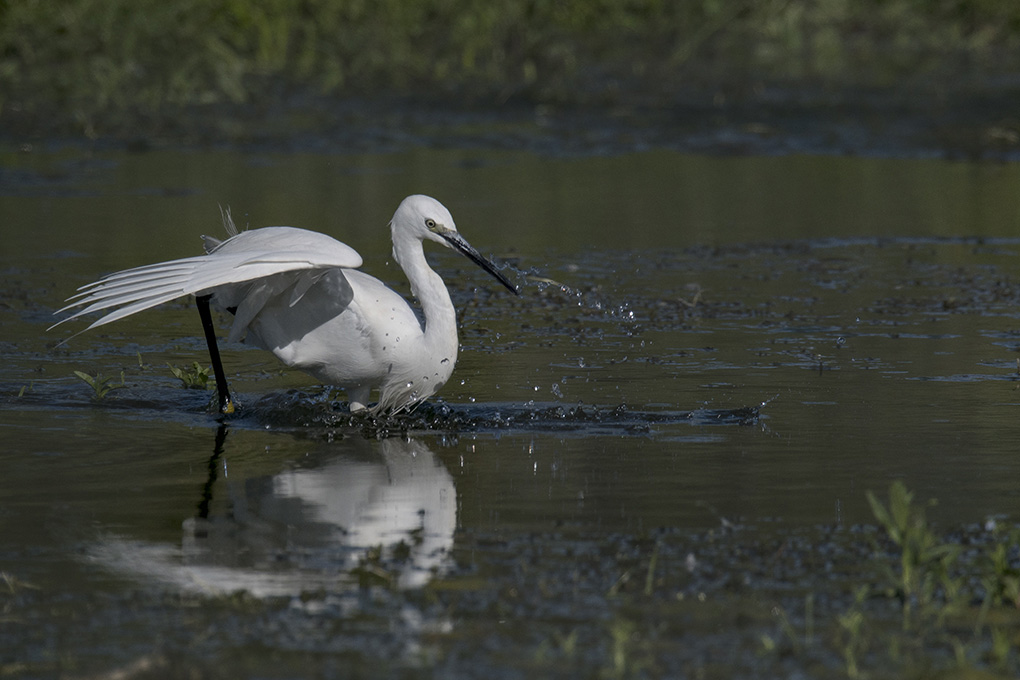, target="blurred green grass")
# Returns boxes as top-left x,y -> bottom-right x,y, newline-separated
2,0 -> 1020,137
